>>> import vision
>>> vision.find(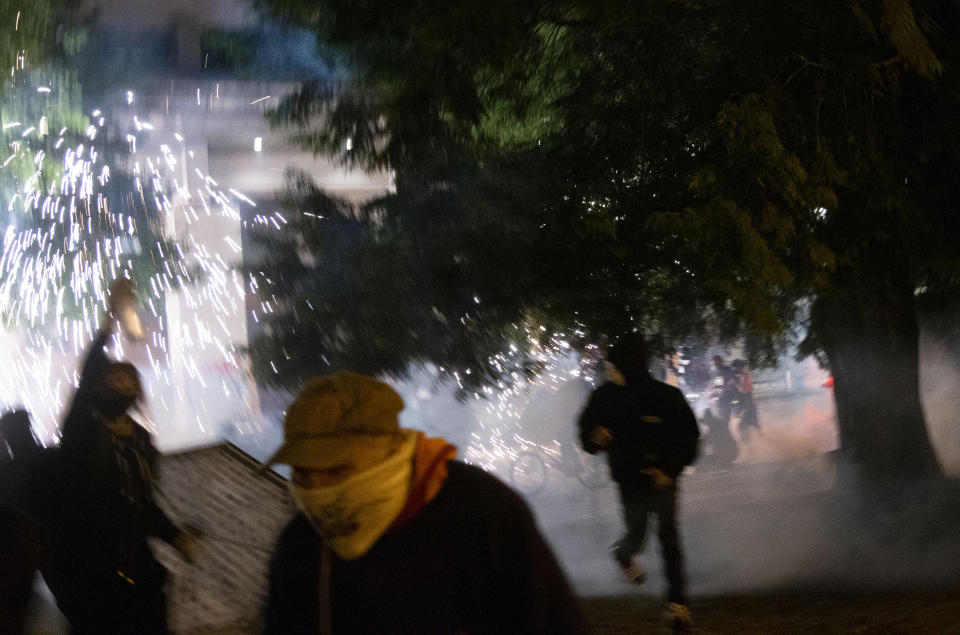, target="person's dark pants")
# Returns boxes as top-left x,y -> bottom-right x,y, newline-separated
717,396 -> 732,428
616,481 -> 687,605
47,564 -> 168,634
736,394 -> 760,436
